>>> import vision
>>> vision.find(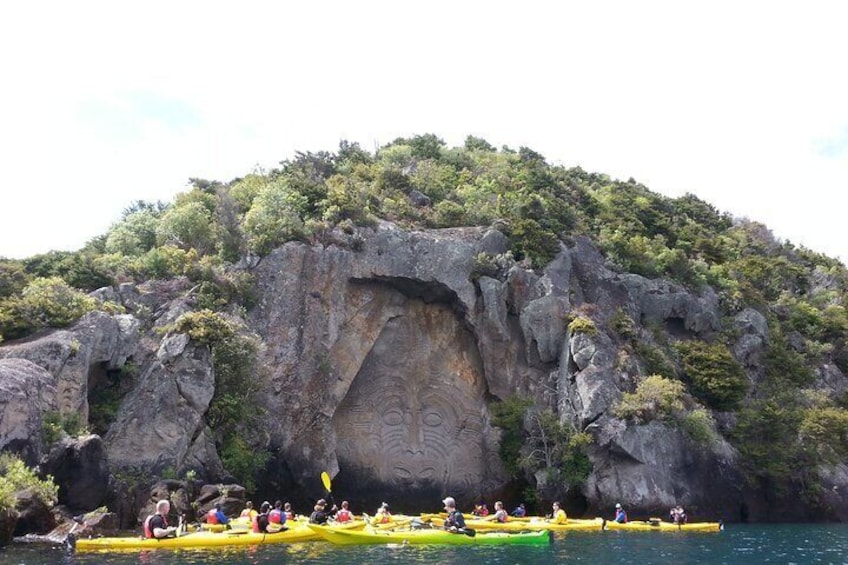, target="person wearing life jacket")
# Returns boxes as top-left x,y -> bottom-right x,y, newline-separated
493,501 -> 508,523
309,499 -> 332,524
550,501 -> 567,524
268,500 -> 288,531
240,501 -> 258,521
614,503 -> 628,523
283,502 -> 294,522
143,499 -> 178,539
511,503 -> 526,517
335,500 -> 353,523
442,496 -> 467,532
375,502 -> 392,524
207,503 -> 230,526
252,501 -> 272,533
